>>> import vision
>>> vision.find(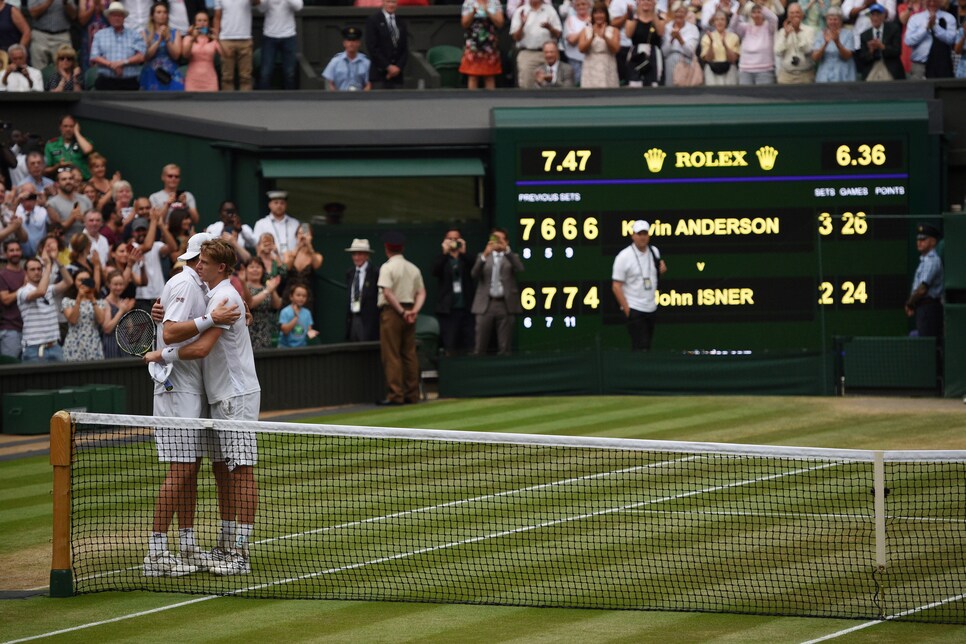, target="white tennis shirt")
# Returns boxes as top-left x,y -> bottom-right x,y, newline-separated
157,265 -> 207,396
203,279 -> 260,405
